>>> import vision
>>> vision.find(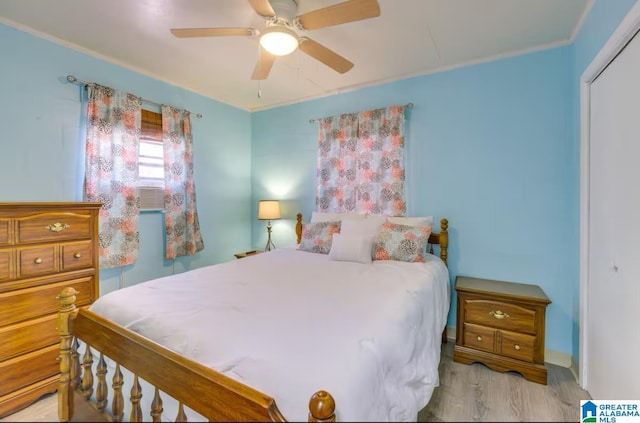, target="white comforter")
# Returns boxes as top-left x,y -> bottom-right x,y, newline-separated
89,247 -> 450,422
